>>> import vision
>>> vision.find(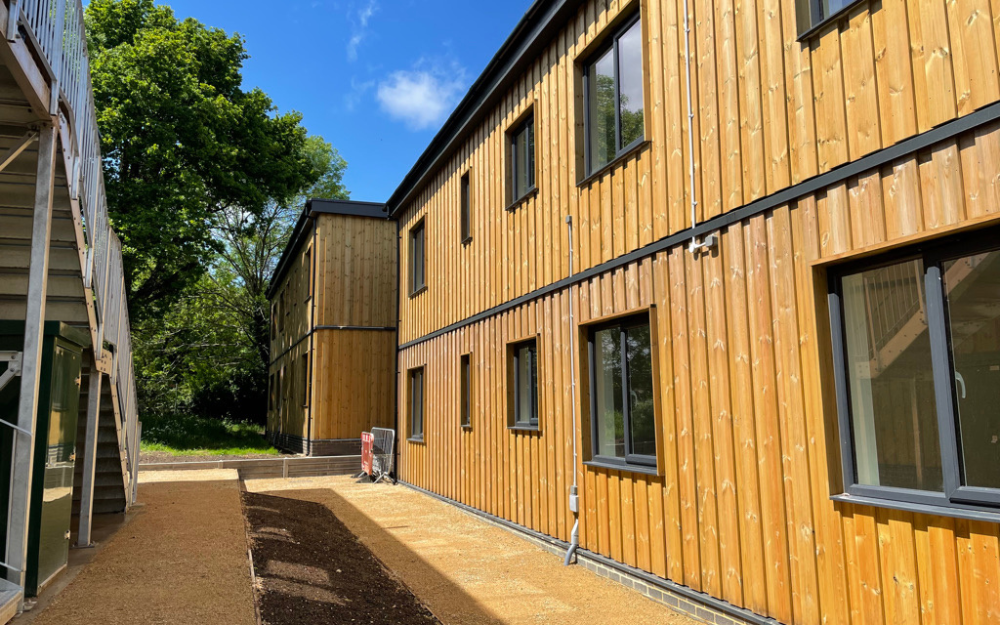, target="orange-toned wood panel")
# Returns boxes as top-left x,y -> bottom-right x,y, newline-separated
397,122 -> 1000,625
310,329 -> 396,440
397,0 -> 1000,345
315,213 -> 397,328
